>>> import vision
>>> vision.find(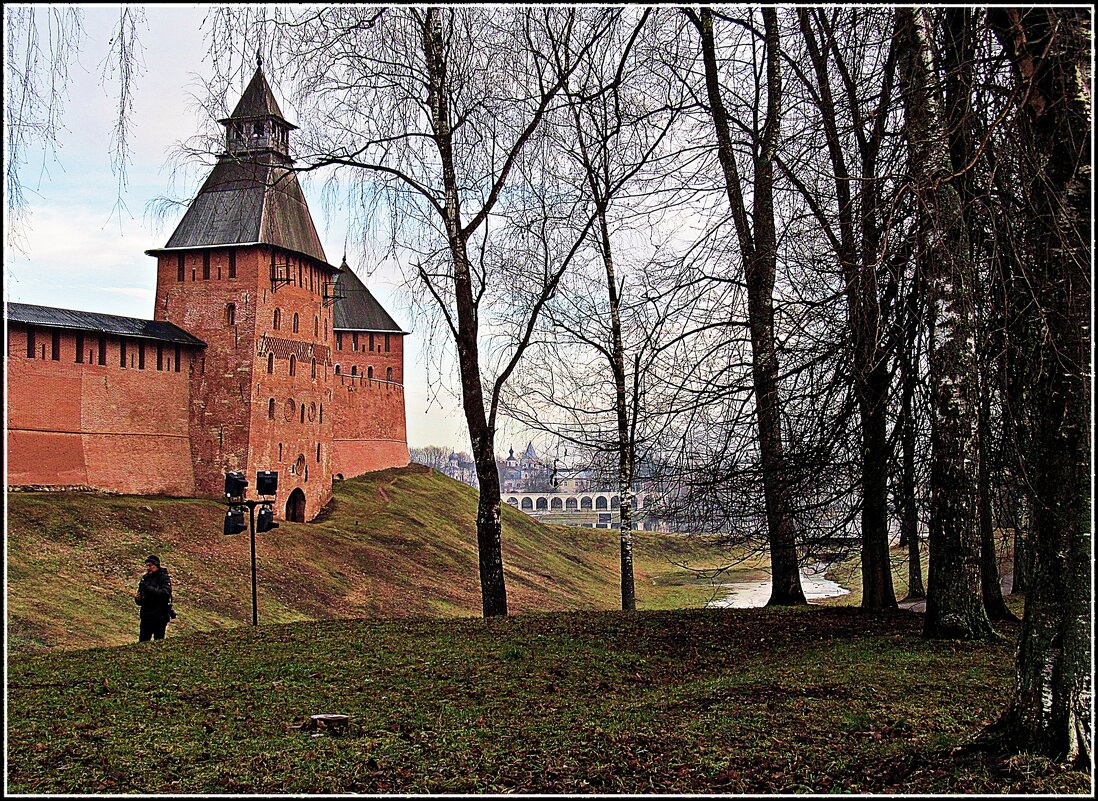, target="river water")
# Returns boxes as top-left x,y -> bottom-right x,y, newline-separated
706,564 -> 850,609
